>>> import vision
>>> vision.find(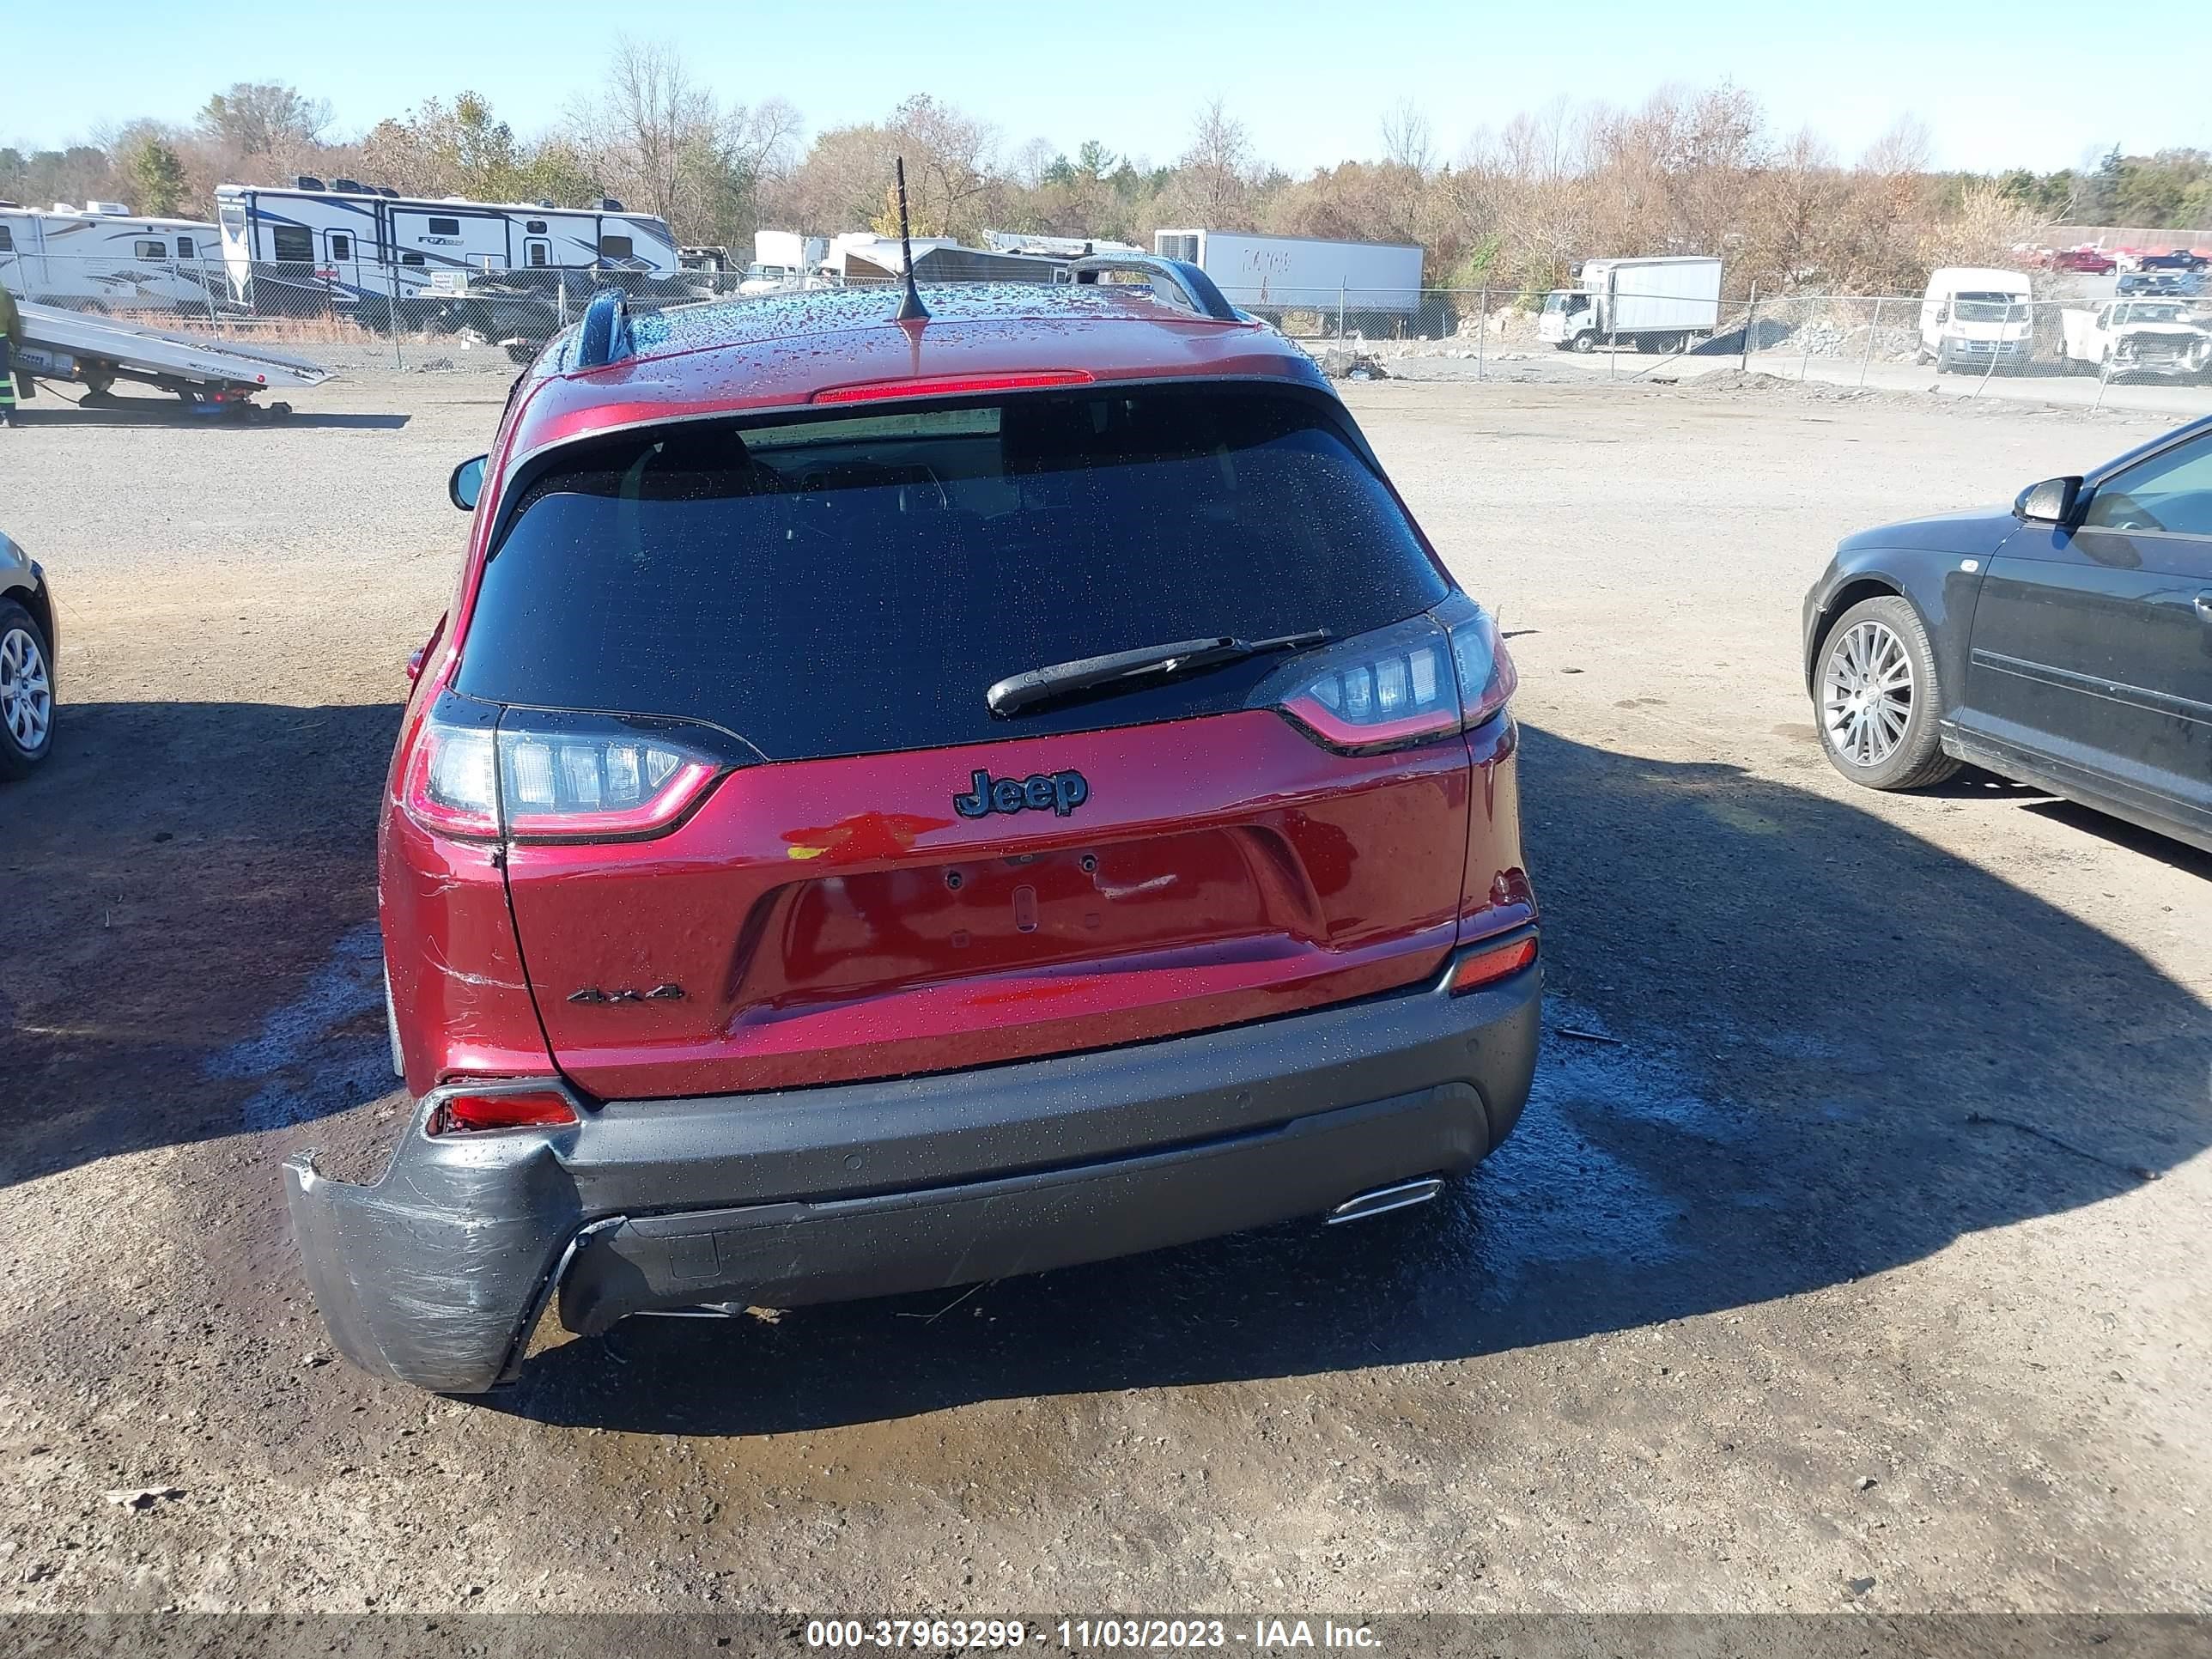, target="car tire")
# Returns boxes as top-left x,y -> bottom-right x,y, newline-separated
1570,331 -> 1596,354
0,599 -> 57,778
1814,596 -> 1958,791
